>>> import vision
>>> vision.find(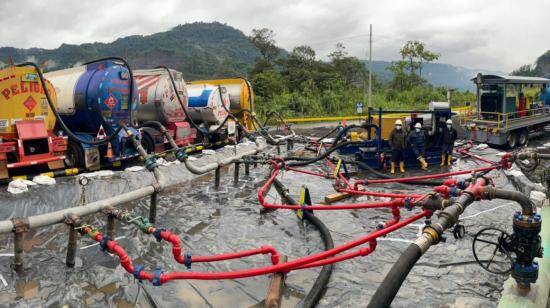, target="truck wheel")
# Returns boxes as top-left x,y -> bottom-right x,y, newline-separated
140,133 -> 155,154
65,142 -> 85,168
506,132 -> 517,149
517,129 -> 528,146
